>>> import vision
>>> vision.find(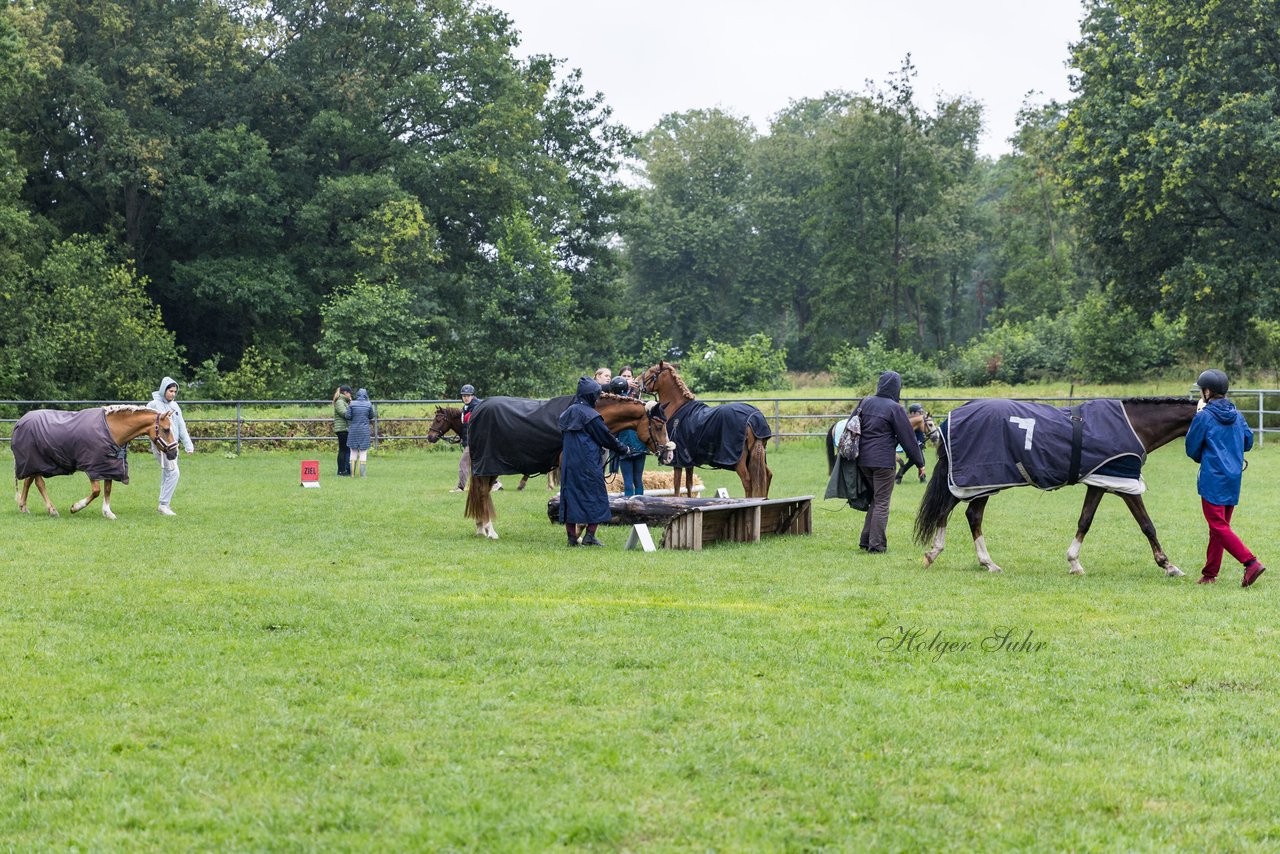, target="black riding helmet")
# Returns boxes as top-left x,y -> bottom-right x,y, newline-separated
1196,369 -> 1229,396
607,376 -> 631,395
907,403 -> 924,414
